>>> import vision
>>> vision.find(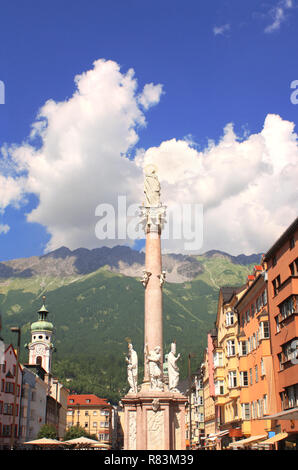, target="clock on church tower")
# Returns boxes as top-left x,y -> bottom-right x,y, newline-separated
27,296 -> 54,374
